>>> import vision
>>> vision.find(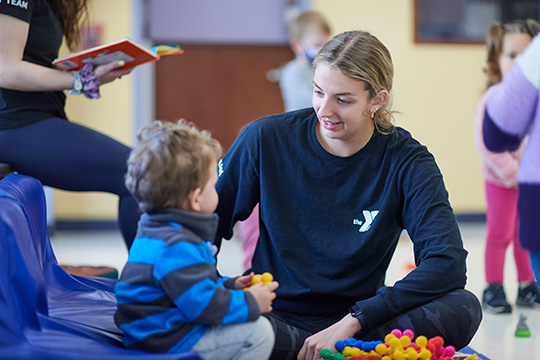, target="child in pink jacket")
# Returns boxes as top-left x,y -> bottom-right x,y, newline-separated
475,19 -> 540,314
